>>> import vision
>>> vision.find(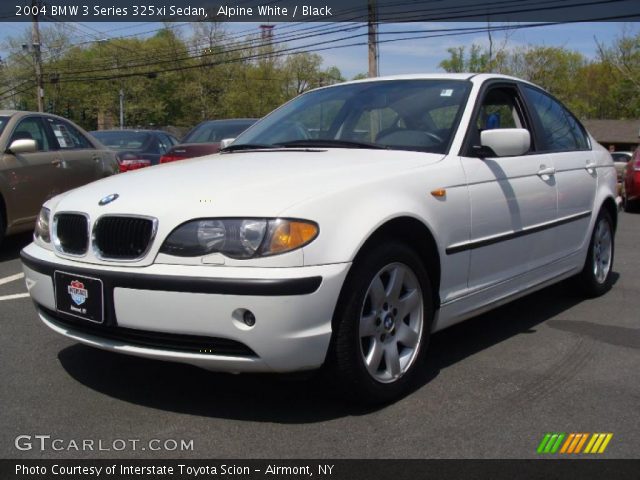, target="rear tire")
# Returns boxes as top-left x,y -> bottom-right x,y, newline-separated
622,189 -> 631,212
327,242 -> 434,404
577,209 -> 615,297
0,208 -> 5,247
